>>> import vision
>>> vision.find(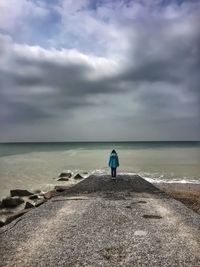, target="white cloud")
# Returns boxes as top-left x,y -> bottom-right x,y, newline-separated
0,0 -> 49,31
